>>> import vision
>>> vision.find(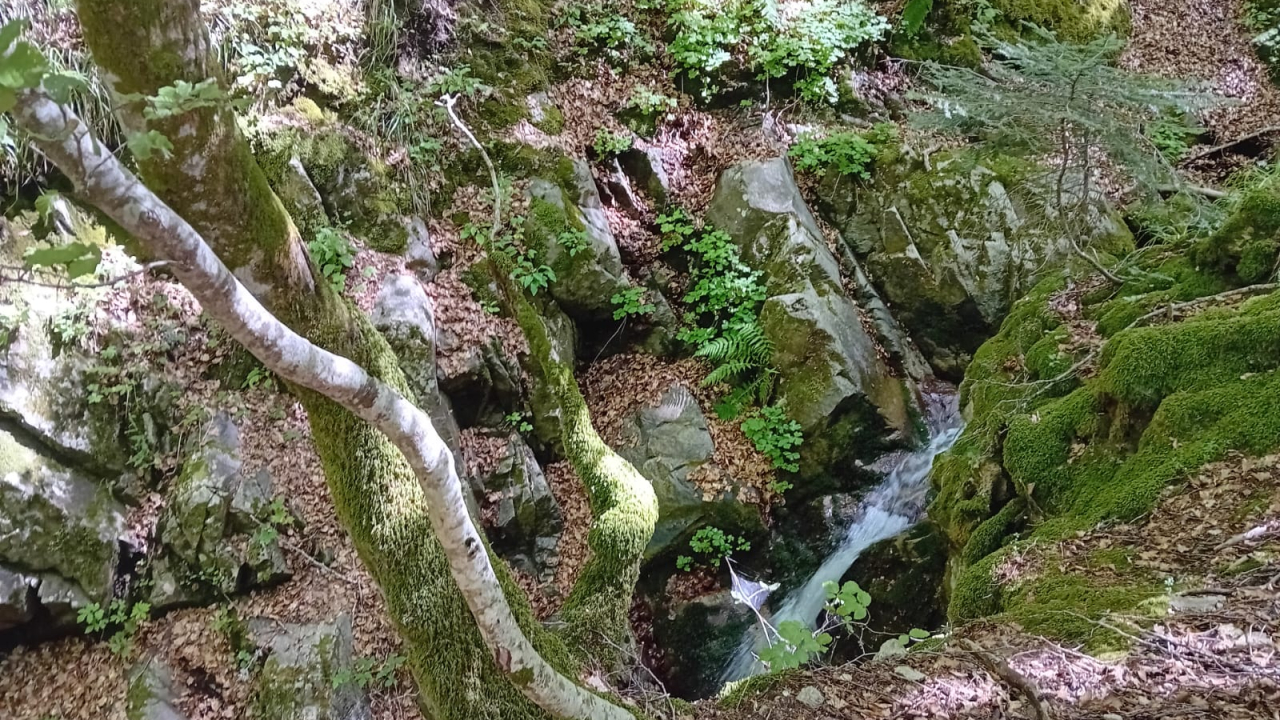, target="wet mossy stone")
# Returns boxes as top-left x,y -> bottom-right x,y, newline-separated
651,590 -> 755,700
832,520 -> 948,661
